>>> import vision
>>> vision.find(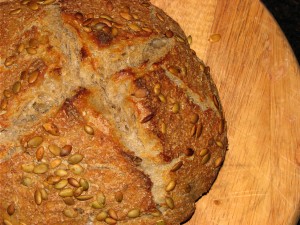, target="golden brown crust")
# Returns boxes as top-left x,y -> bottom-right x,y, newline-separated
0,0 -> 227,225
